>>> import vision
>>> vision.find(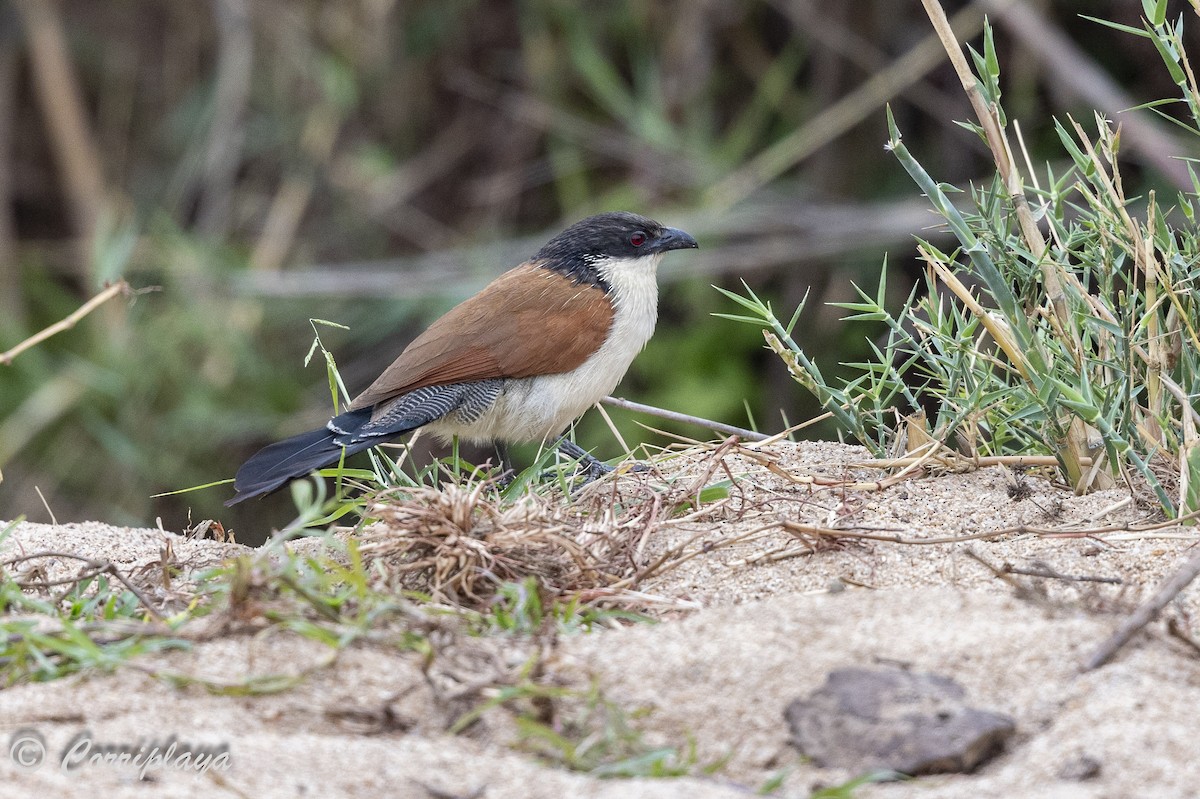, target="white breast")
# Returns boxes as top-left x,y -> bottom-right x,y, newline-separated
426,253 -> 662,444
